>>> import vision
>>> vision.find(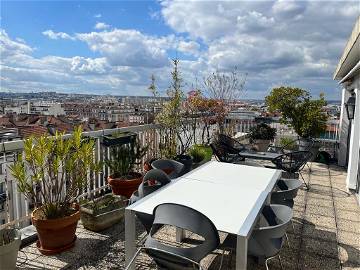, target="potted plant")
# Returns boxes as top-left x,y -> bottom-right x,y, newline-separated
106,139 -> 148,198
189,145 -> 207,169
265,86 -> 327,151
102,131 -> 137,147
249,123 -> 276,151
80,193 -> 125,232
0,228 -> 21,269
10,127 -> 101,255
